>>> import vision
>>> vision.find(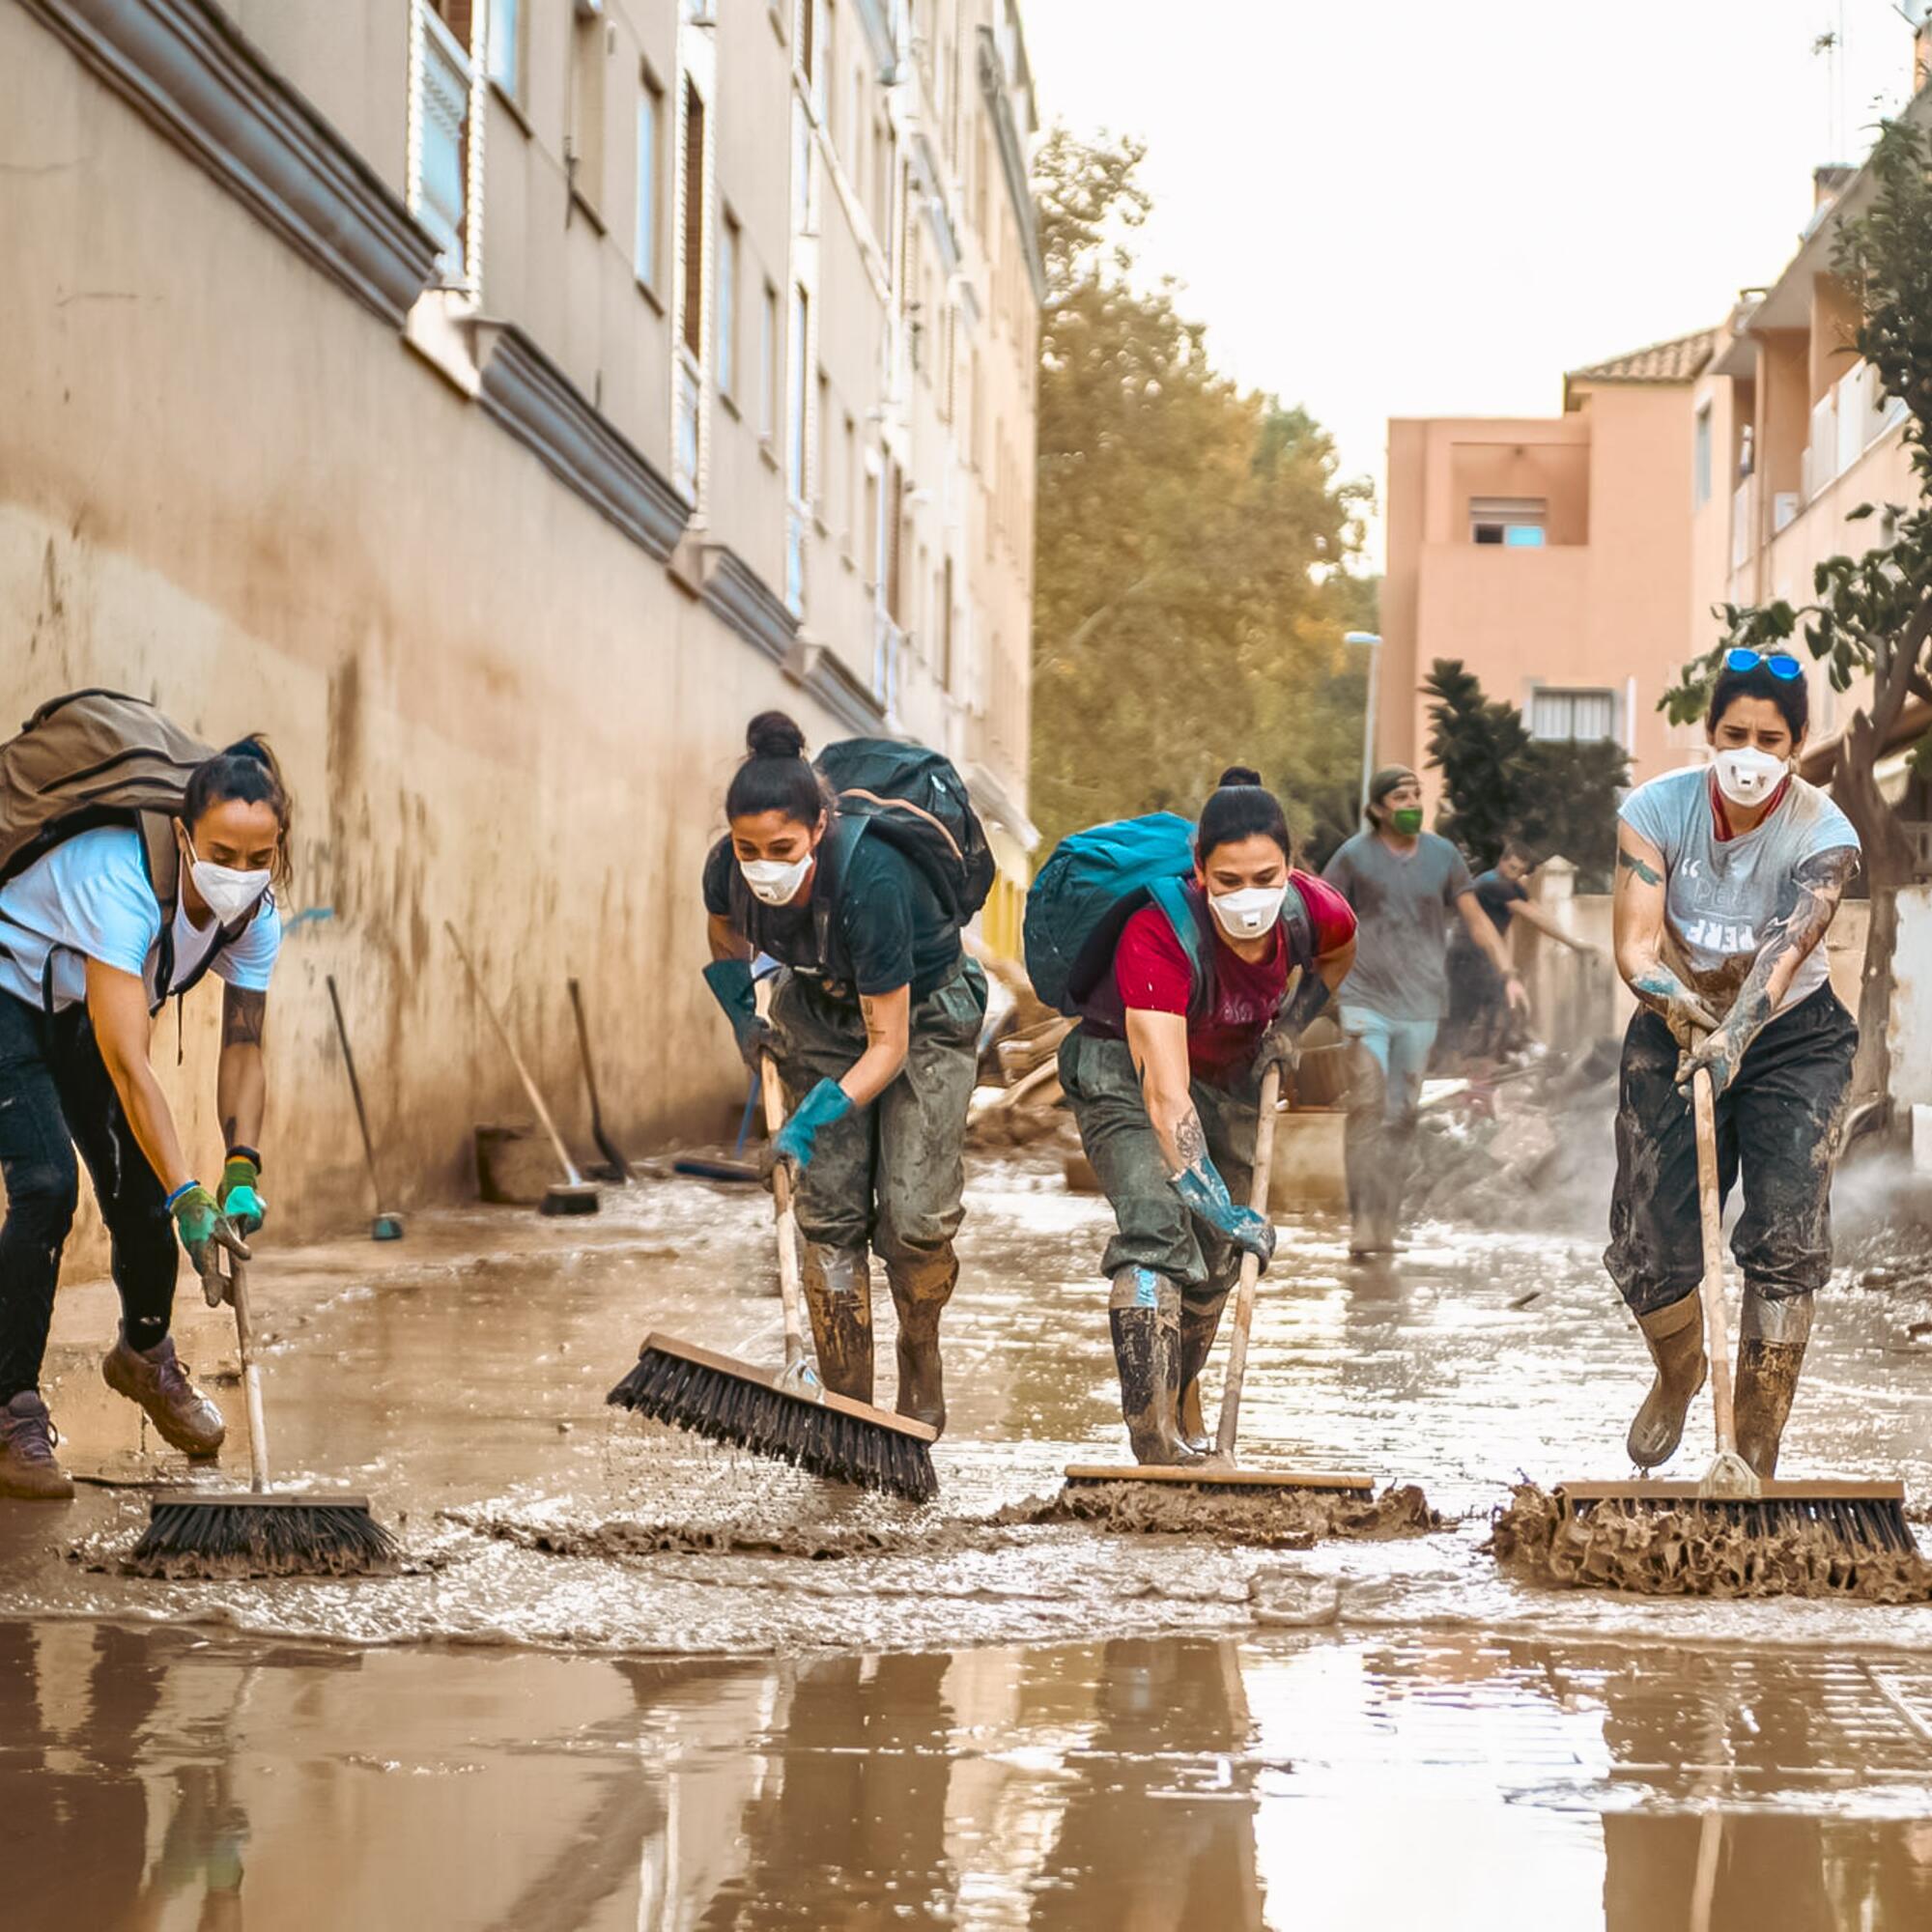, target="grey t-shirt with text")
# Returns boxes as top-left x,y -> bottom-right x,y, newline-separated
1321,830 -> 1475,1022
1619,766 -> 1859,1019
